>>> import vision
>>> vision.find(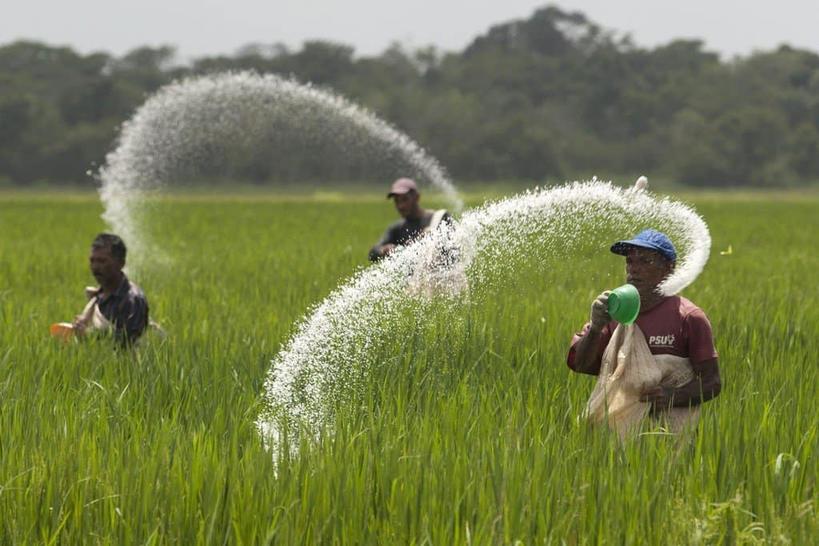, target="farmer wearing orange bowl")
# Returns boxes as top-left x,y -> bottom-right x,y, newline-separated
55,233 -> 149,347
